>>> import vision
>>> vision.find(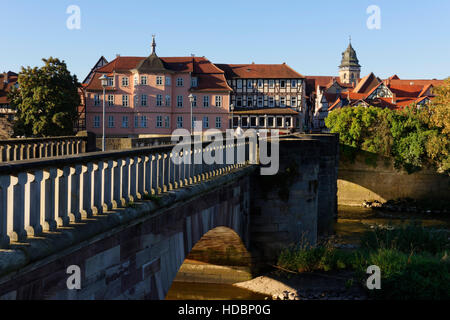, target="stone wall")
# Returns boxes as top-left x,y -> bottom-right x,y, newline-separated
338,148 -> 450,206
250,135 -> 339,263
0,168 -> 252,300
